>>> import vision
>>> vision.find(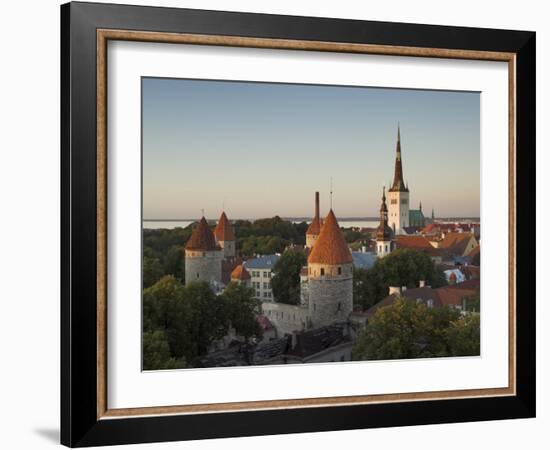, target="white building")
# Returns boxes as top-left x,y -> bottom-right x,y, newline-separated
243,255 -> 280,301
